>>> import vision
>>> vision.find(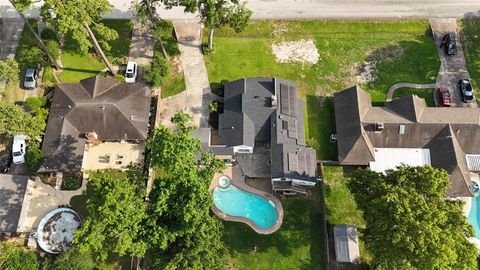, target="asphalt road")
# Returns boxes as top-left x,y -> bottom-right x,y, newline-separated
1,0 -> 480,19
